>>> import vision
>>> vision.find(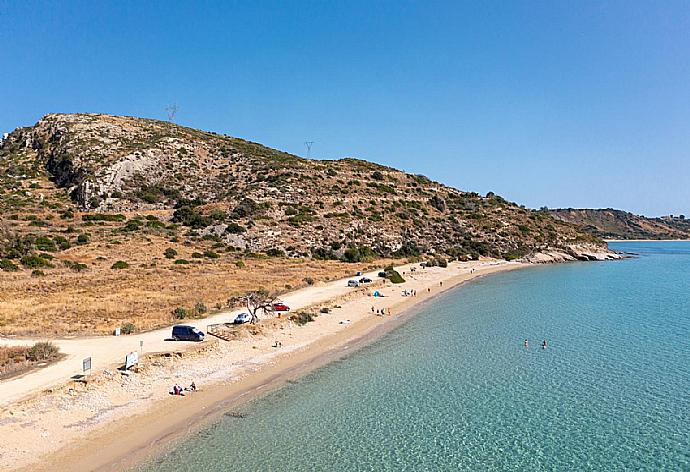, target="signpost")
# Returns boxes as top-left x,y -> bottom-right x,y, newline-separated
125,351 -> 139,370
82,356 -> 91,374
